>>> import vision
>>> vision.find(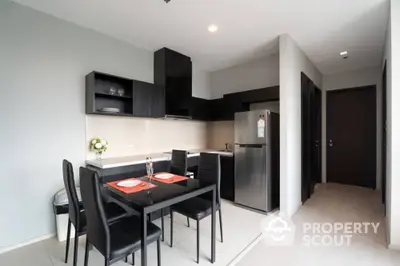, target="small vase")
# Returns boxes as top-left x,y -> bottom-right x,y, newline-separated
95,152 -> 103,160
